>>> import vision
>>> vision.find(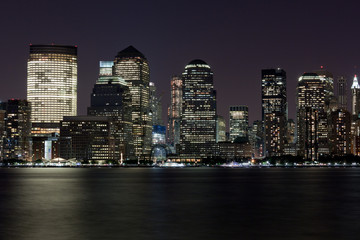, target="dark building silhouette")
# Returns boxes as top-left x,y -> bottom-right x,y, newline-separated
88,63 -> 134,160
60,116 -> 116,162
337,76 -> 347,110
